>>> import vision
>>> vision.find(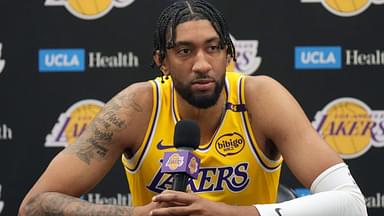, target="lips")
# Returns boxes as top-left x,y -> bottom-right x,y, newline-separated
191,78 -> 214,84
191,79 -> 215,91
